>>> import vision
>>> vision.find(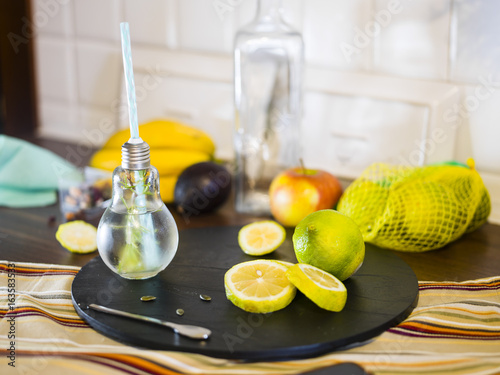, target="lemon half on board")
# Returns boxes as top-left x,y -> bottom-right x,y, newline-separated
56,221 -> 98,253
224,260 -> 296,313
237,220 -> 286,256
286,263 -> 347,312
